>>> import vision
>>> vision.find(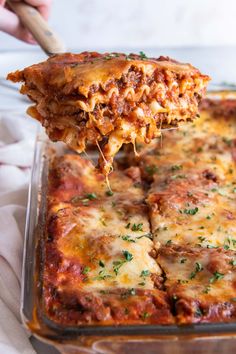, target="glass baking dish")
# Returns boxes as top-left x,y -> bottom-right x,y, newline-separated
22,87 -> 236,354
